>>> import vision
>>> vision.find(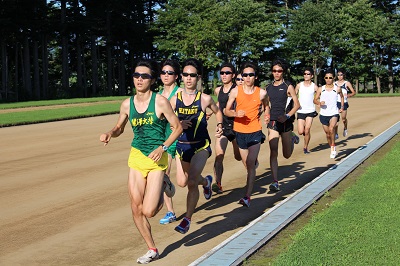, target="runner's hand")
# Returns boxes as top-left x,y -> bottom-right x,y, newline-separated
100,133 -> 111,146
148,146 -> 164,162
215,126 -> 223,138
181,120 -> 192,129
